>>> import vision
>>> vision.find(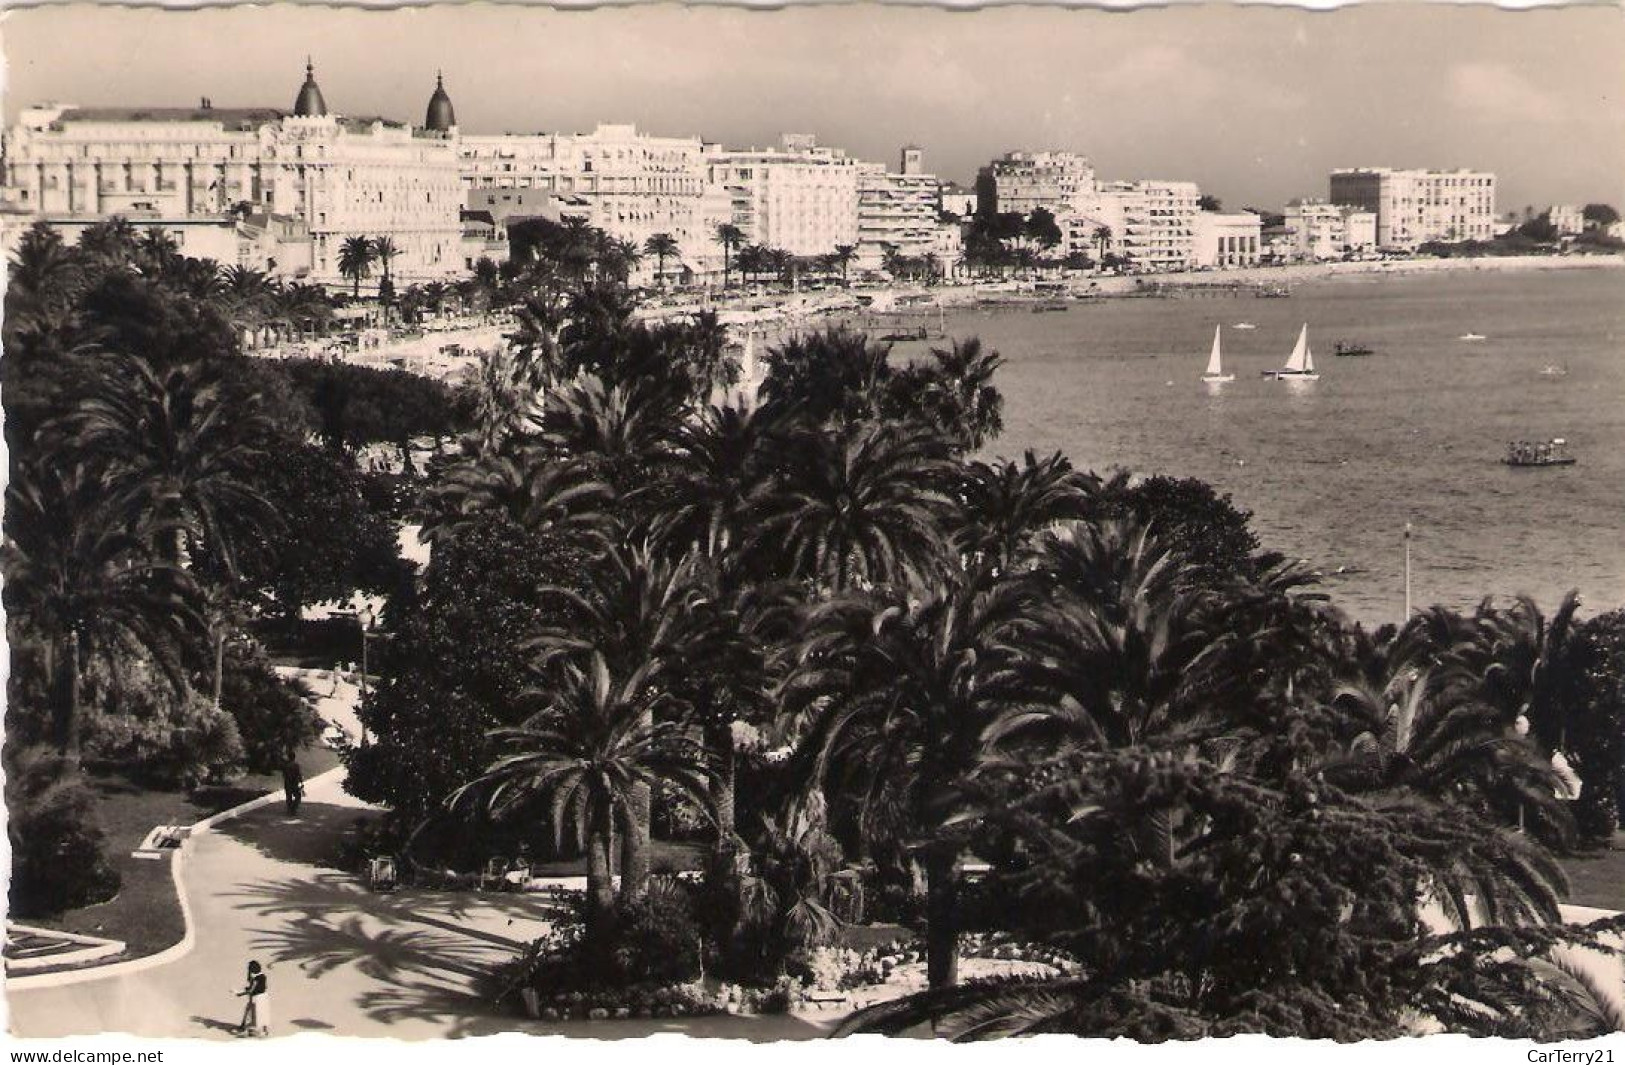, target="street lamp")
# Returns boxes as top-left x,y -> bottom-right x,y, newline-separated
333,604 -> 385,747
